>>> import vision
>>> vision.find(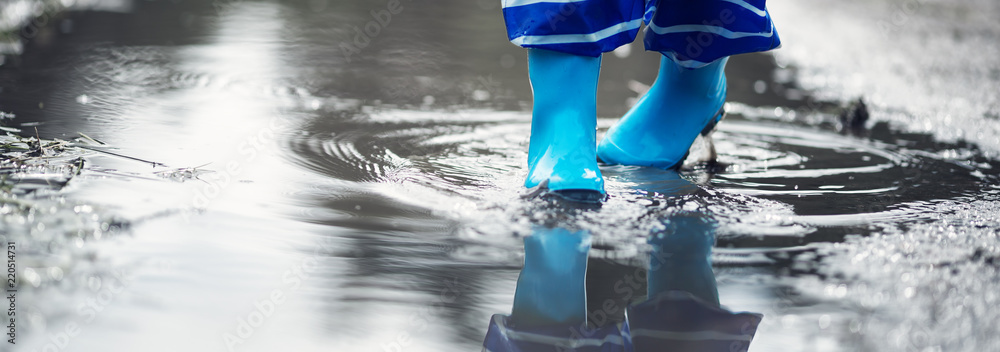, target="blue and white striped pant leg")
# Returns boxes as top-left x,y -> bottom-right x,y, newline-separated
501,0 -> 646,57
622,291 -> 764,352
483,314 -> 628,352
644,0 -> 781,68
502,0 -> 780,67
